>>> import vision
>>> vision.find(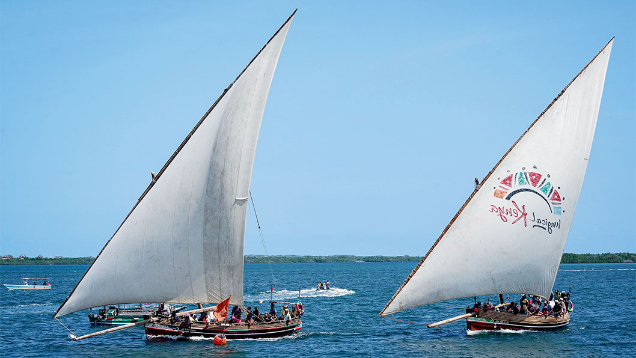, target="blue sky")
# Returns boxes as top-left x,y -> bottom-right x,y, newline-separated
1,1 -> 634,257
